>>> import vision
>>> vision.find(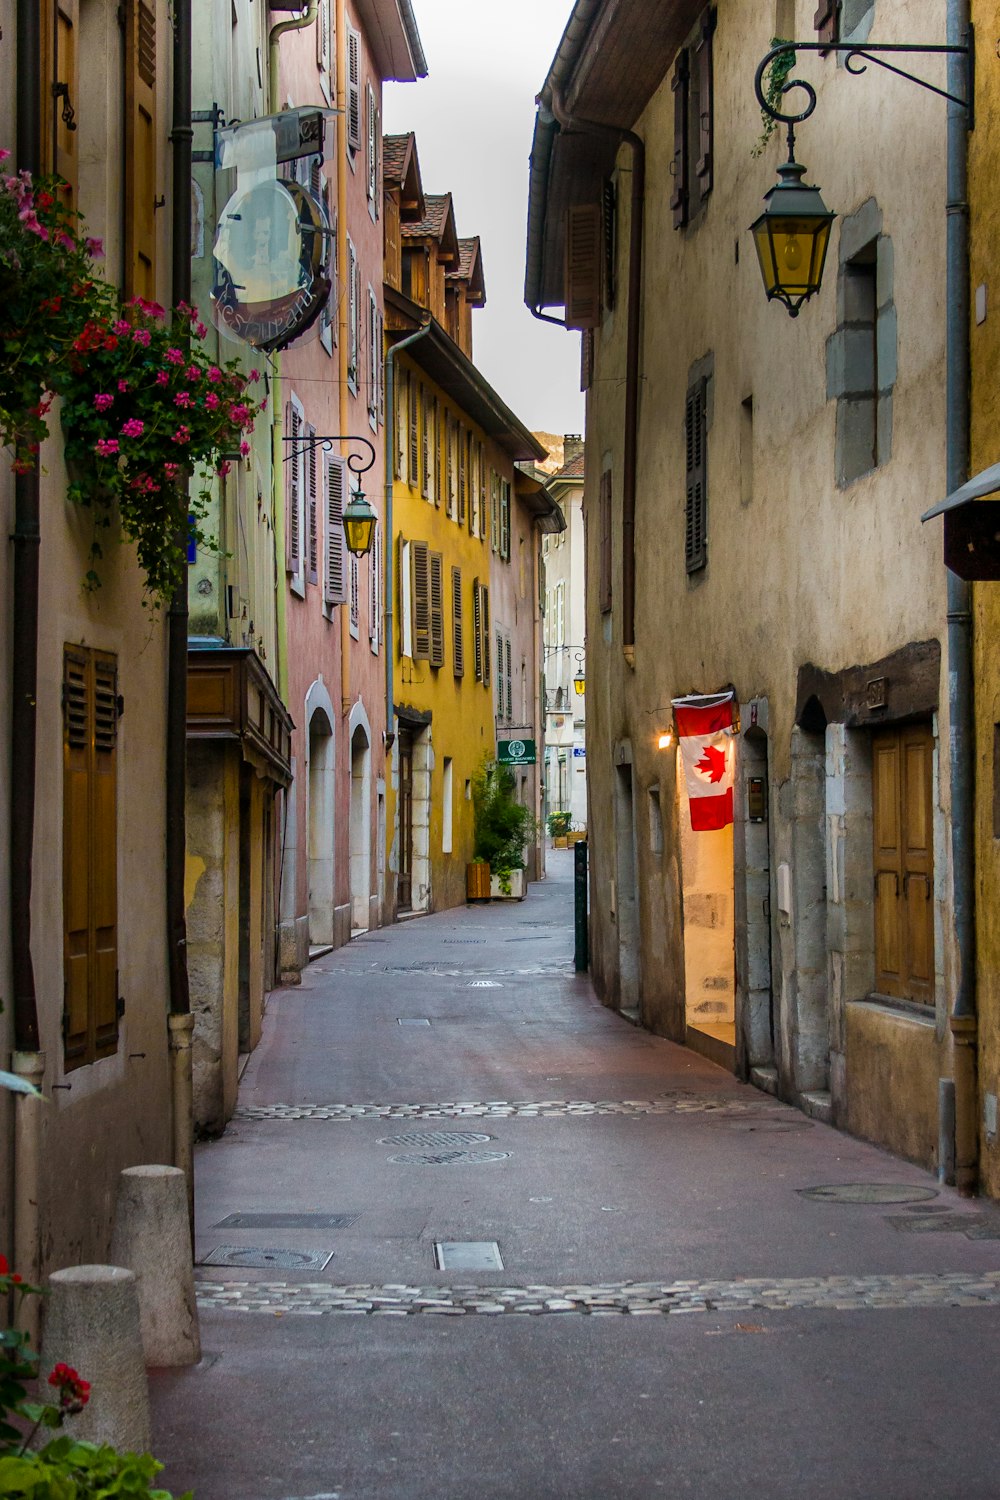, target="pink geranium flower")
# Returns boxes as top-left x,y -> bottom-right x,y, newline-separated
133,328 -> 151,347
155,371 -> 169,386
171,425 -> 191,444
95,438 -> 119,456
85,236 -> 104,258
207,366 -> 223,383
174,391 -> 193,408
117,380 -> 129,393
121,419 -> 144,438
165,348 -> 184,364
204,392 -> 220,411
93,393 -> 114,412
